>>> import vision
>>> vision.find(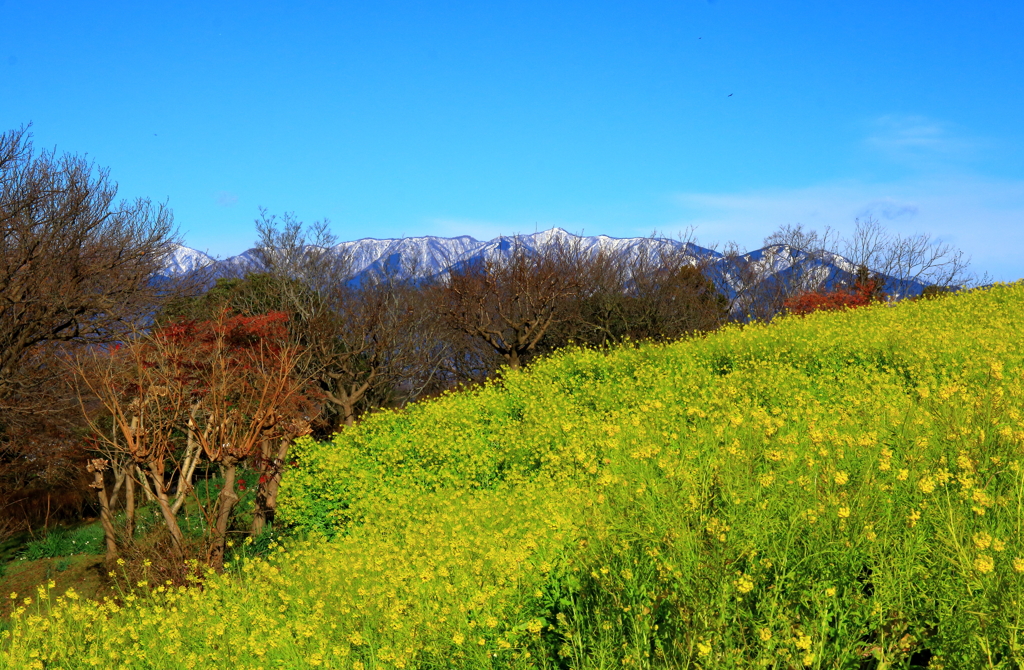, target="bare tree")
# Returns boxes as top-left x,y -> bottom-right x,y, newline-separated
437,235 -> 585,371
558,237 -> 727,348
416,302 -> 504,392
0,126 -> 187,413
0,125 -> 205,535
329,269 -> 453,420
74,335 -> 194,562
716,224 -> 845,321
842,217 -> 974,297
721,219 -> 976,321
248,209 -> 355,319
